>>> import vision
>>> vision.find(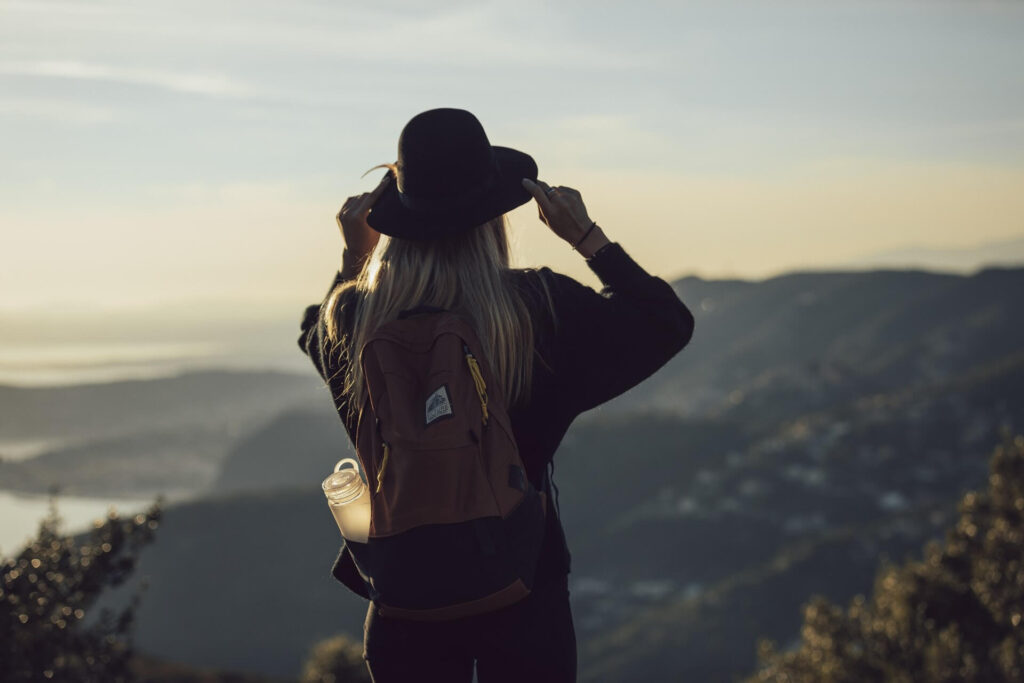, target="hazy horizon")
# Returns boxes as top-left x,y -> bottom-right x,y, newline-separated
2,232 -> 1023,318
2,250 -> 1022,389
